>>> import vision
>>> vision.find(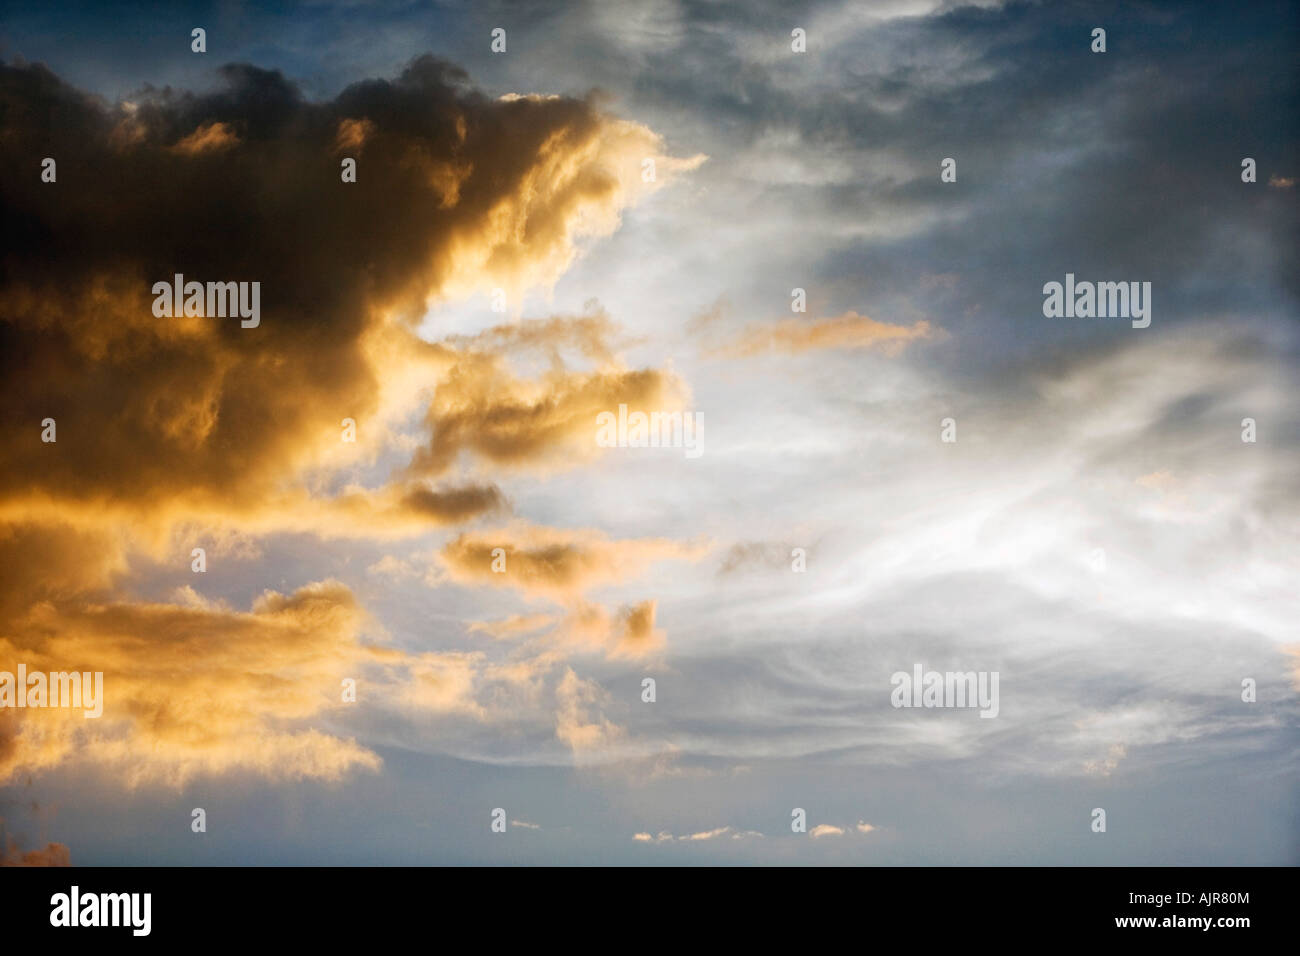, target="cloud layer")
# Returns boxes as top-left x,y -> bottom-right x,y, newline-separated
0,54 -> 700,784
